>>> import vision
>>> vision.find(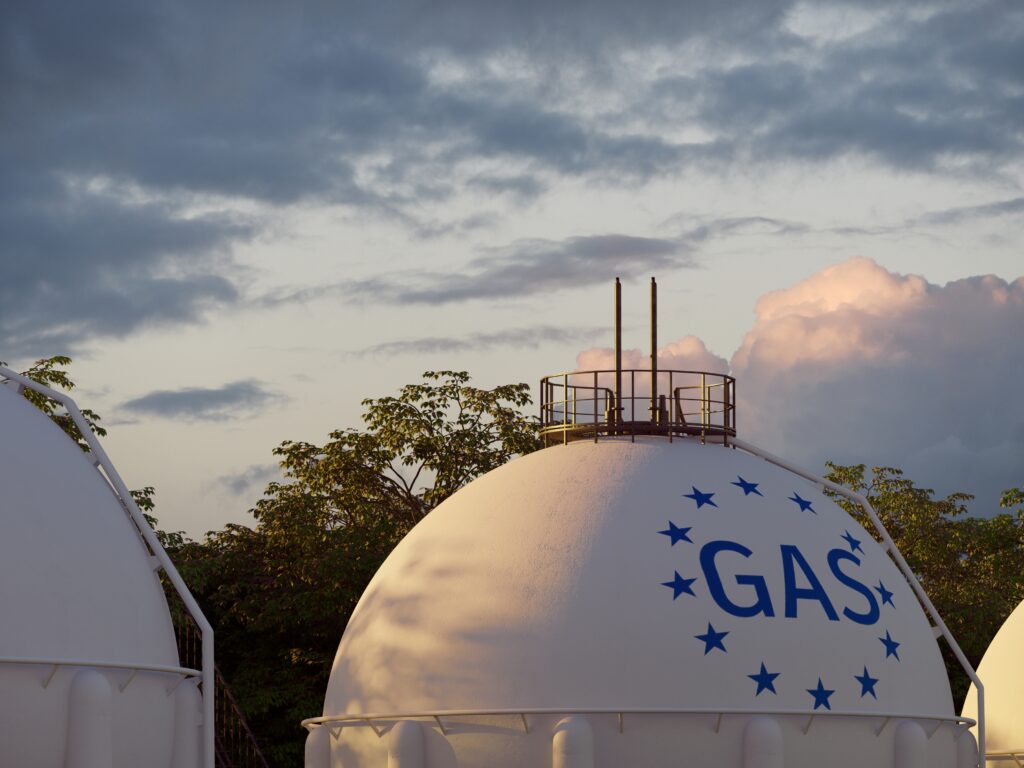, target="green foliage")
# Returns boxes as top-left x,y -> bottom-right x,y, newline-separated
171,371 -> 541,765
2,356 -> 108,449
825,464 -> 1024,706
